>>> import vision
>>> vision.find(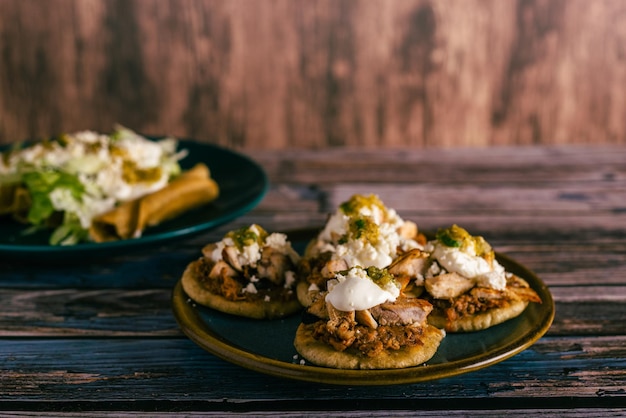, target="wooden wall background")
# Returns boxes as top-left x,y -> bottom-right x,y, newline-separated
0,0 -> 625,150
